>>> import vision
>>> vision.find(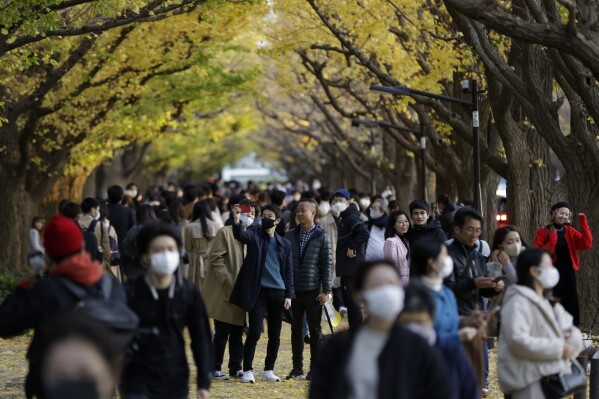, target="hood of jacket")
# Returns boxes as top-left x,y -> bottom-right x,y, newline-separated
49,252 -> 104,287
